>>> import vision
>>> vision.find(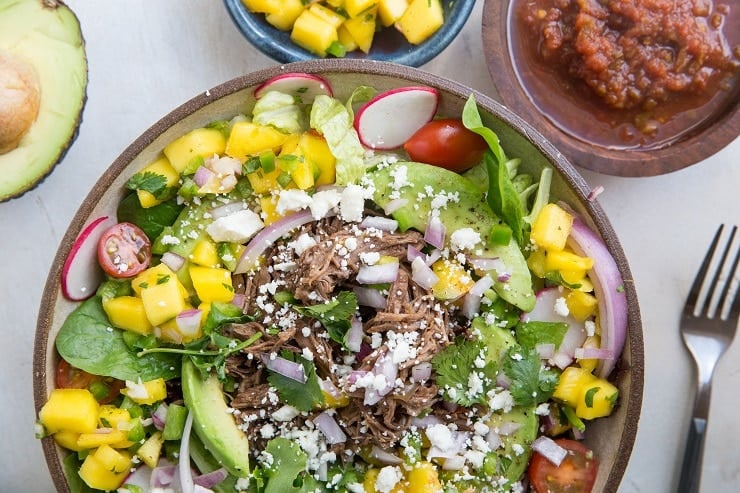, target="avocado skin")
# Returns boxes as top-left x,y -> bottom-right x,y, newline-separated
0,0 -> 88,202
181,359 -> 251,477
369,161 -> 535,311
